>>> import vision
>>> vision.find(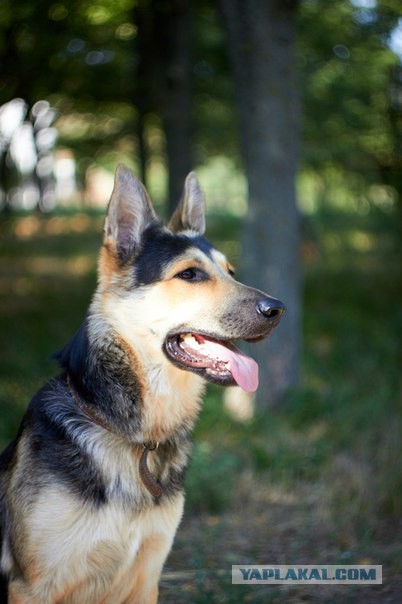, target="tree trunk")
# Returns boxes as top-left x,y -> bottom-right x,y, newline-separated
153,0 -> 194,215
219,0 -> 301,406
134,1 -> 157,188
135,0 -> 194,214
